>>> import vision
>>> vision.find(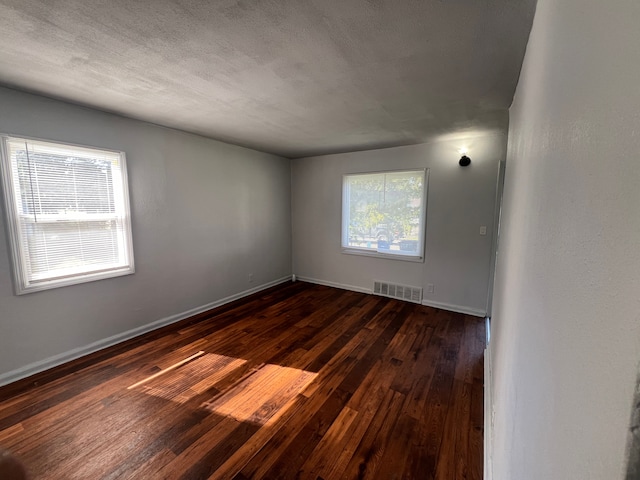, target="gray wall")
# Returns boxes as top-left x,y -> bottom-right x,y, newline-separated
291,134 -> 506,316
489,0 -> 640,478
0,87 -> 292,383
